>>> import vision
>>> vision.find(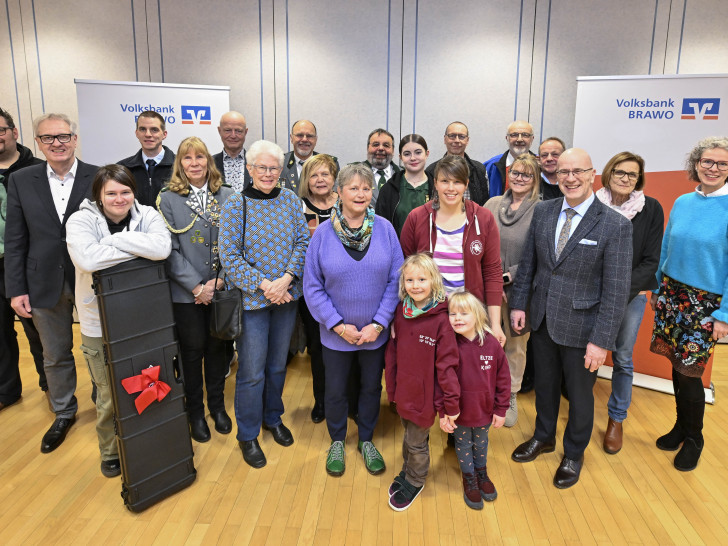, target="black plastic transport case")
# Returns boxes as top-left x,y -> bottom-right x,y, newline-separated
93,258 -> 196,512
